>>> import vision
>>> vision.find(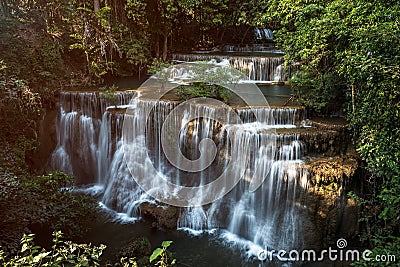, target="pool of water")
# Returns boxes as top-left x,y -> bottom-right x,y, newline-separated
106,77 -> 295,107
82,210 -> 287,267
105,76 -> 147,89
80,207 -> 340,267
257,84 -> 293,106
